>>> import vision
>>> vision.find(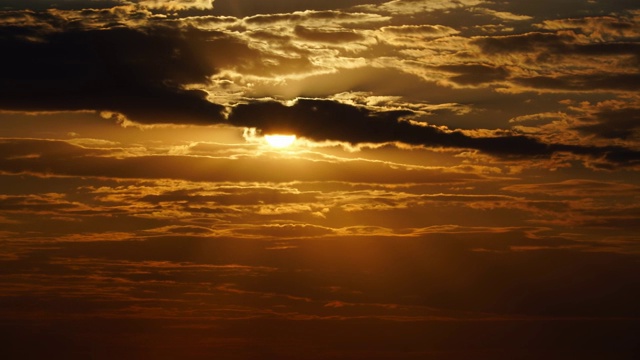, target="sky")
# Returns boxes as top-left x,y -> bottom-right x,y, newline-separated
1,0 -> 639,358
